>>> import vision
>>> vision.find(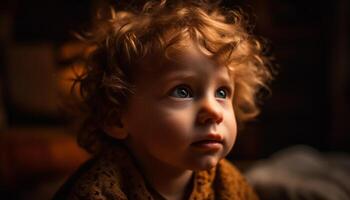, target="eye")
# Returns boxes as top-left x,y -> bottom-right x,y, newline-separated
215,87 -> 230,99
169,85 -> 193,99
